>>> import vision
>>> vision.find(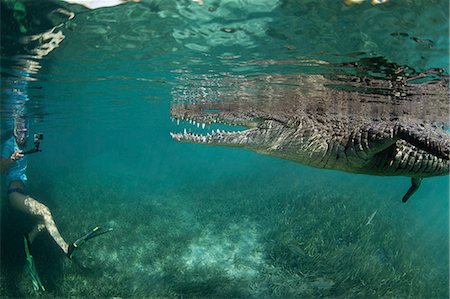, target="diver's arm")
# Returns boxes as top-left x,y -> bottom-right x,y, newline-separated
0,150 -> 24,172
